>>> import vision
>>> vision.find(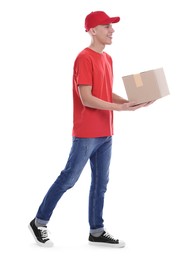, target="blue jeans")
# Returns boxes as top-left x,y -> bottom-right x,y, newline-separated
36,136 -> 112,233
